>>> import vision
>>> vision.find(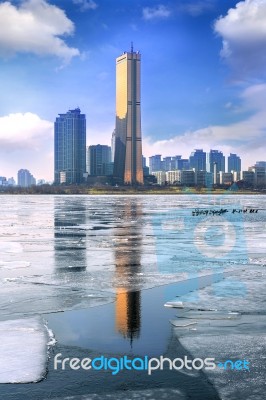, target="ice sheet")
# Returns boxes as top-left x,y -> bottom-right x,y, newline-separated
0,317 -> 51,383
179,335 -> 266,400
49,389 -> 185,400
0,195 -> 265,320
